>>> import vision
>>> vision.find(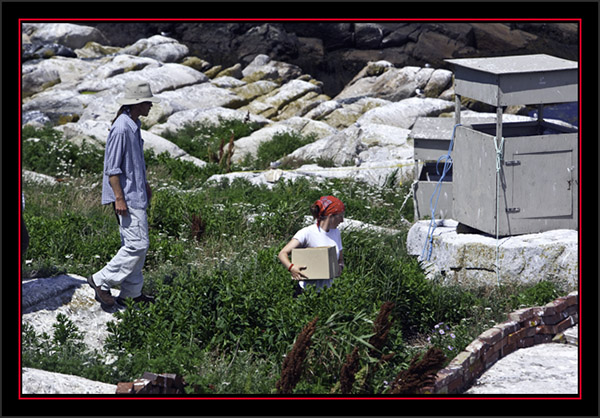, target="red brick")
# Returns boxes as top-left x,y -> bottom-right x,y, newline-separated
542,312 -> 563,325
448,350 -> 474,372
517,336 -> 534,348
465,338 -> 489,357
536,324 -> 557,335
556,316 -> 576,333
524,325 -> 537,338
501,341 -> 517,357
434,368 -> 454,387
532,307 -> 546,318
565,293 -> 578,307
447,375 -> 464,394
493,320 -> 520,338
142,372 -> 158,381
468,357 -> 485,377
507,328 -> 526,345
565,305 -> 579,317
552,297 -> 570,313
542,301 -> 557,316
534,334 -> 553,344
479,327 -> 503,345
483,350 -> 500,368
116,382 -> 134,394
508,307 -> 534,323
